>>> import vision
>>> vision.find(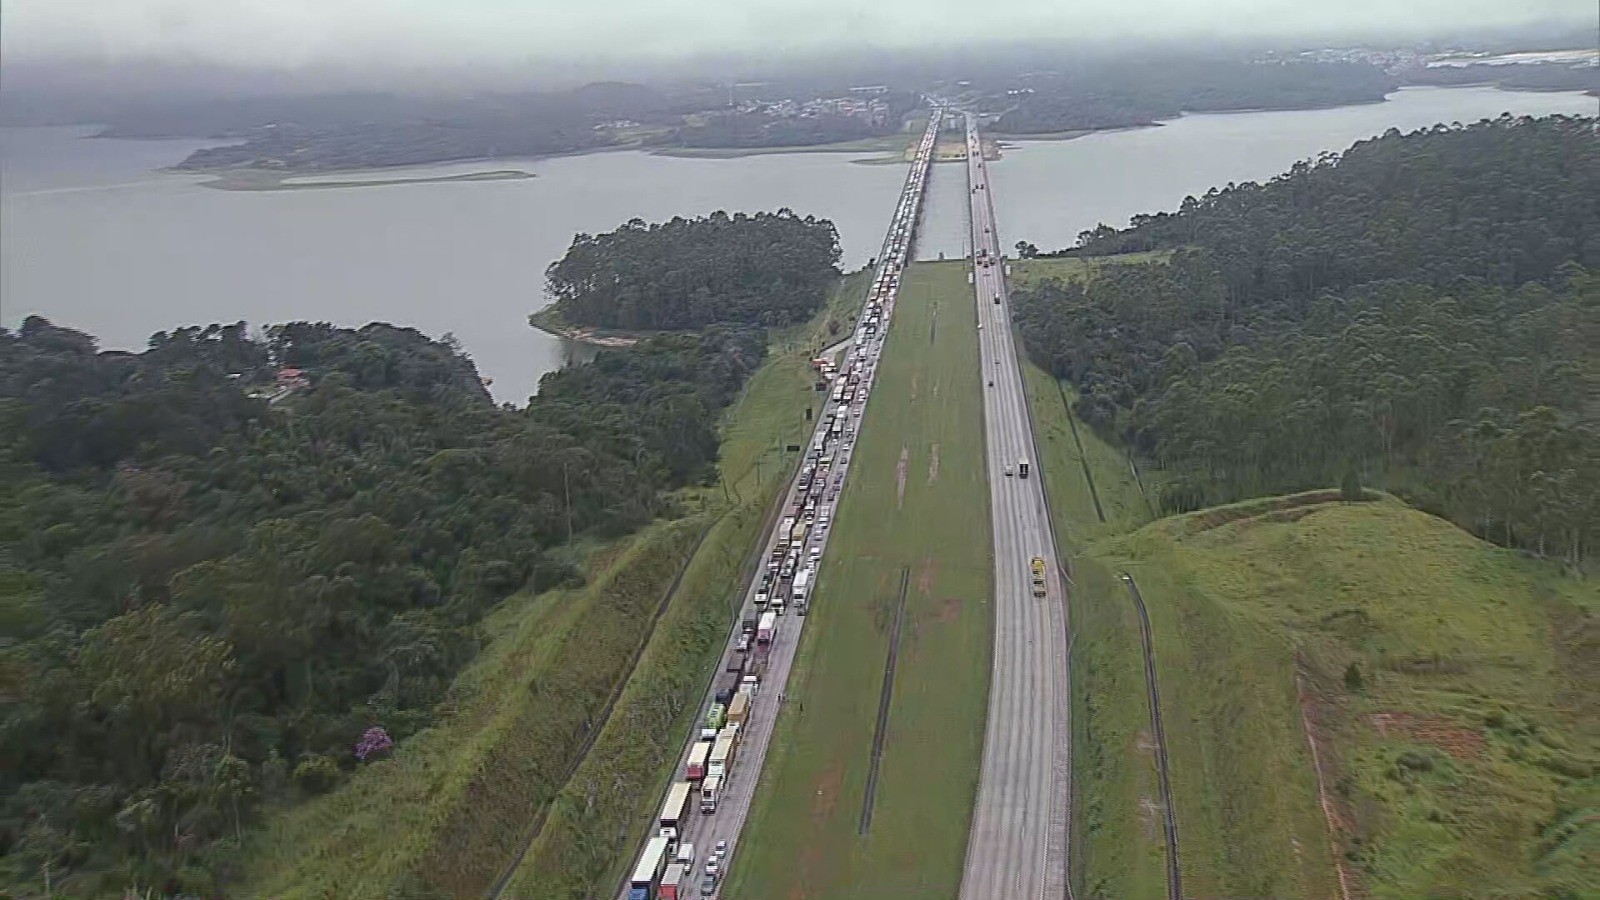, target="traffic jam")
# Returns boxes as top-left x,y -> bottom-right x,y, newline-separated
624,108 -> 944,900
